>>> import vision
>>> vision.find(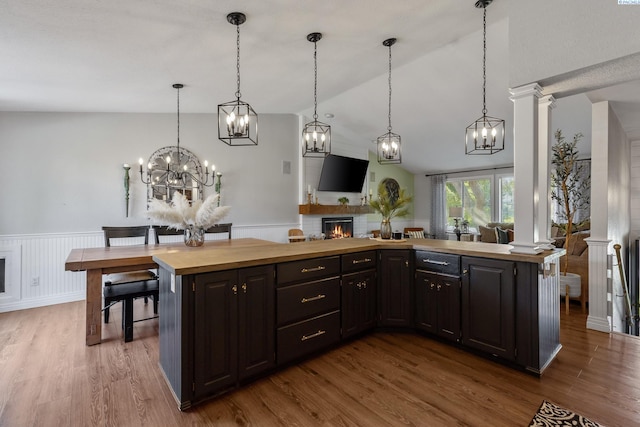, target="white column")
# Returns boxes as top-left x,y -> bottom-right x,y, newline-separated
536,95 -> 556,249
509,83 -> 543,254
585,238 -> 612,332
